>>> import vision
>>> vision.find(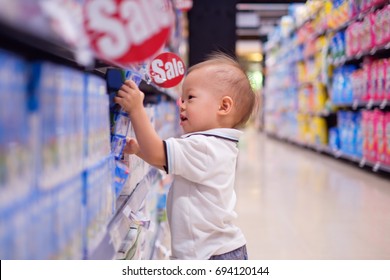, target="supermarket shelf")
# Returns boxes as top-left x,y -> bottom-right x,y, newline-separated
329,42 -> 390,68
333,99 -> 390,110
0,18 -> 80,67
269,8 -> 323,51
140,81 -> 179,101
332,0 -> 390,34
0,16 -> 172,91
312,1 -> 390,38
89,167 -> 157,260
295,110 -> 336,118
265,131 -> 390,175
